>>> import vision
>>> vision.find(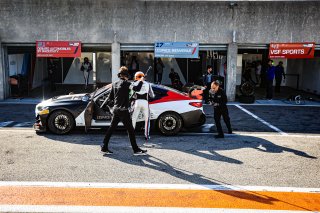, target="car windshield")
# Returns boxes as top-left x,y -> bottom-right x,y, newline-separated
89,83 -> 187,99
